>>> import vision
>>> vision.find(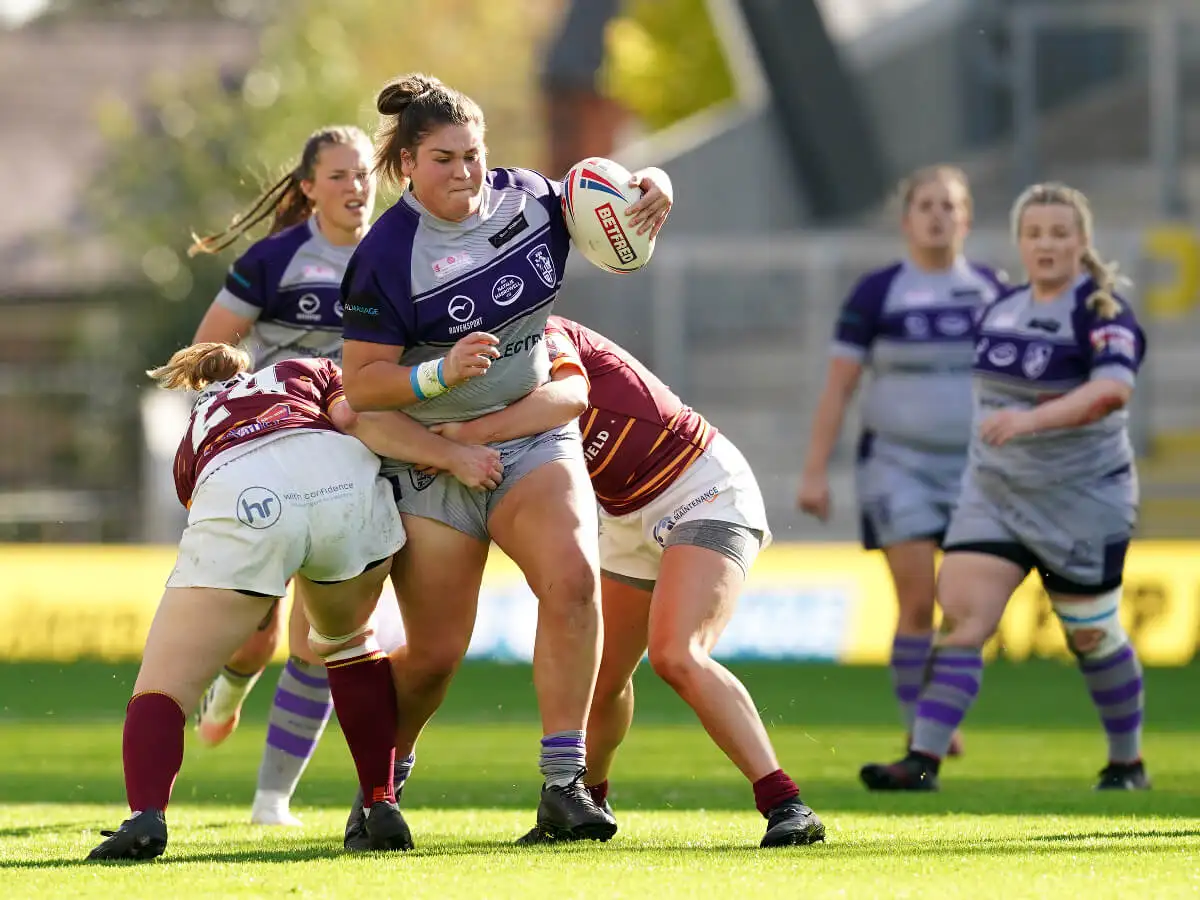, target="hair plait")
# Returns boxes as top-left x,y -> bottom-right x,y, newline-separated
188,125 -> 371,256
